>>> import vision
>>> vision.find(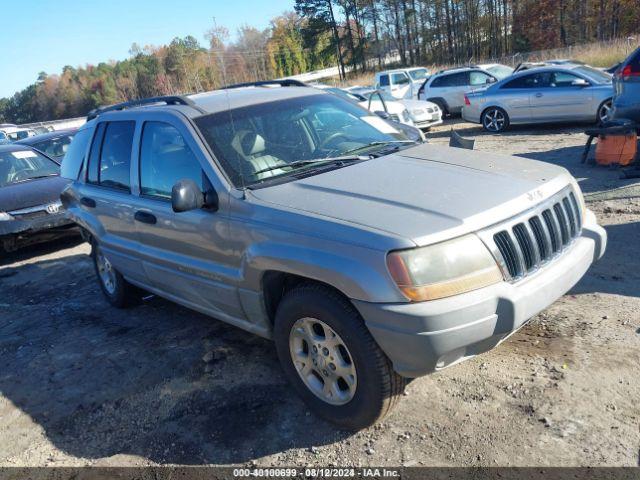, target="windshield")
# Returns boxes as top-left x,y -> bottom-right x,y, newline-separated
0,149 -> 59,187
194,93 -> 411,188
486,65 -> 514,79
574,66 -> 612,84
408,69 -> 428,80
